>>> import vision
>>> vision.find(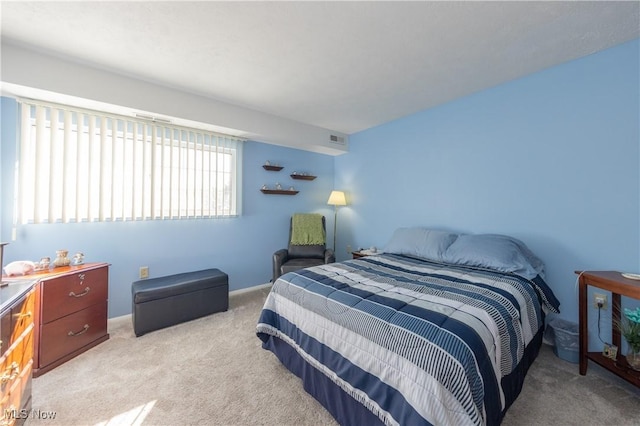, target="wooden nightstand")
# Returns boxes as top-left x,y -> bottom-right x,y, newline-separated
352,251 -> 366,259
576,270 -> 640,387
352,250 -> 383,259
